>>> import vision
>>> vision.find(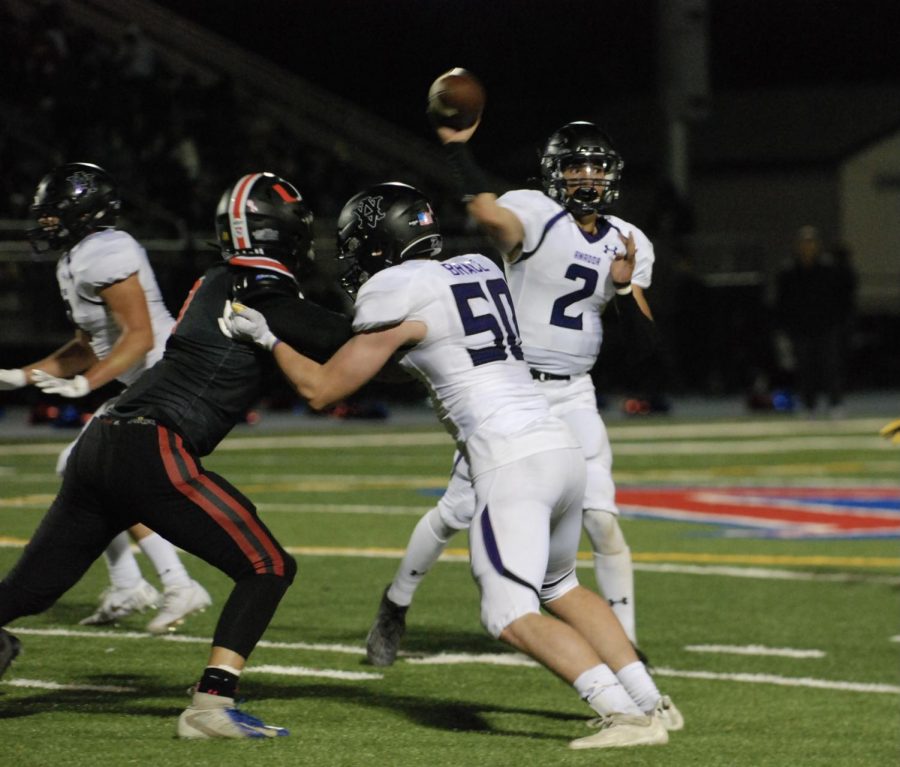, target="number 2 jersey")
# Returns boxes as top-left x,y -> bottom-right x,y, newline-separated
497,189 -> 655,377
352,254 -> 578,476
